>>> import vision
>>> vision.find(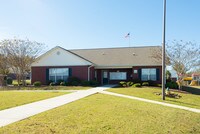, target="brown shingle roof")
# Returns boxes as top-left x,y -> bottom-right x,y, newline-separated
71,46 -> 162,68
